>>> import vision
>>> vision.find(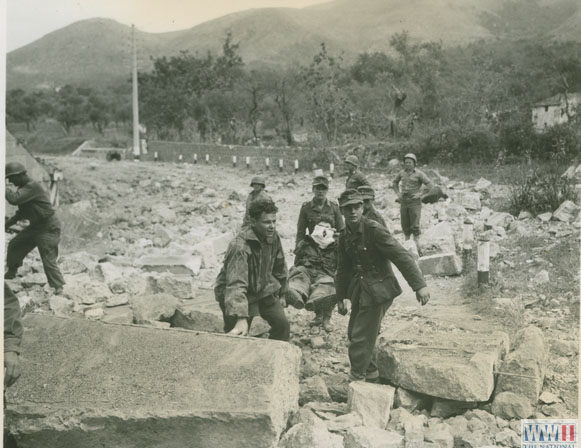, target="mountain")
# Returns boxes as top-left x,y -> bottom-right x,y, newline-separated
6,0 -> 580,90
